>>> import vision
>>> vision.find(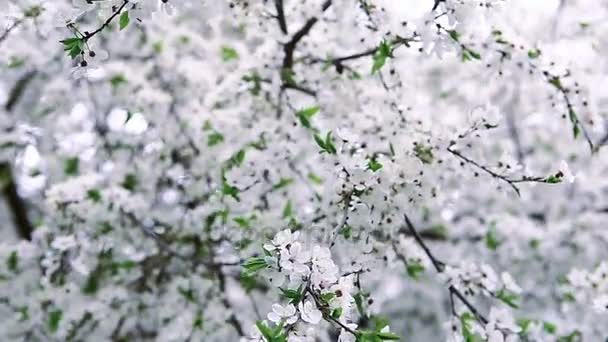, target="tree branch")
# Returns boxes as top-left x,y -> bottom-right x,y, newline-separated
274,0 -> 288,34
0,162 -> 33,240
402,213 -> 488,325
